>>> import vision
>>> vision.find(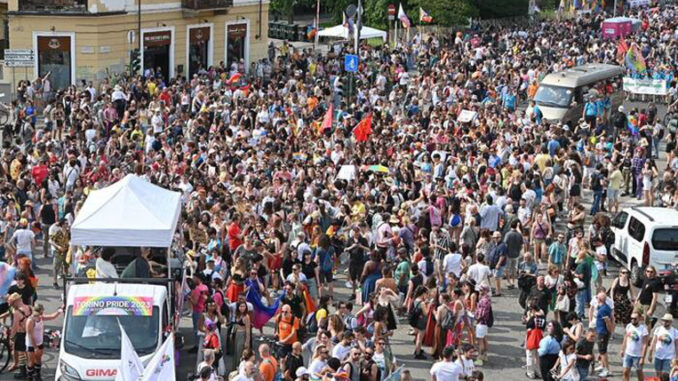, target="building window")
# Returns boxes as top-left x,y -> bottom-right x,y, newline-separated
37,36 -> 71,90
188,27 -> 210,77
226,23 -> 247,73
143,30 -> 171,80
